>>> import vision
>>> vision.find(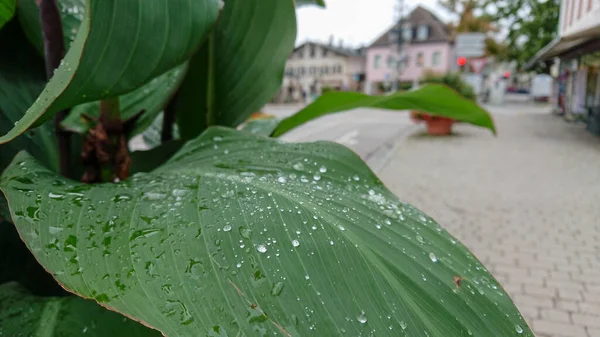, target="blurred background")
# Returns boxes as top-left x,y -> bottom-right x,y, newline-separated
260,1 -> 600,337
